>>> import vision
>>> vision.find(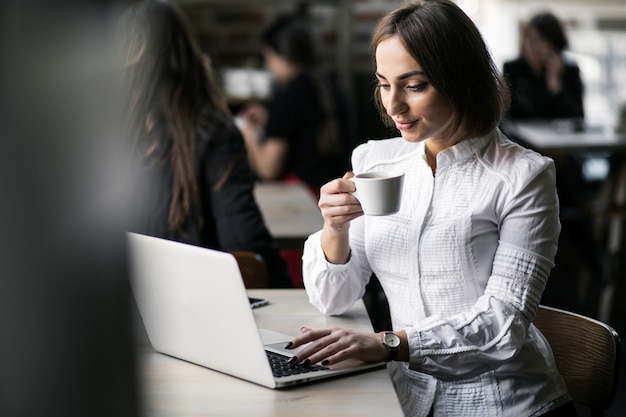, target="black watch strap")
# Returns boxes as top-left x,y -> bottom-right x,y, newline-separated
382,332 -> 400,362
385,347 -> 399,362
